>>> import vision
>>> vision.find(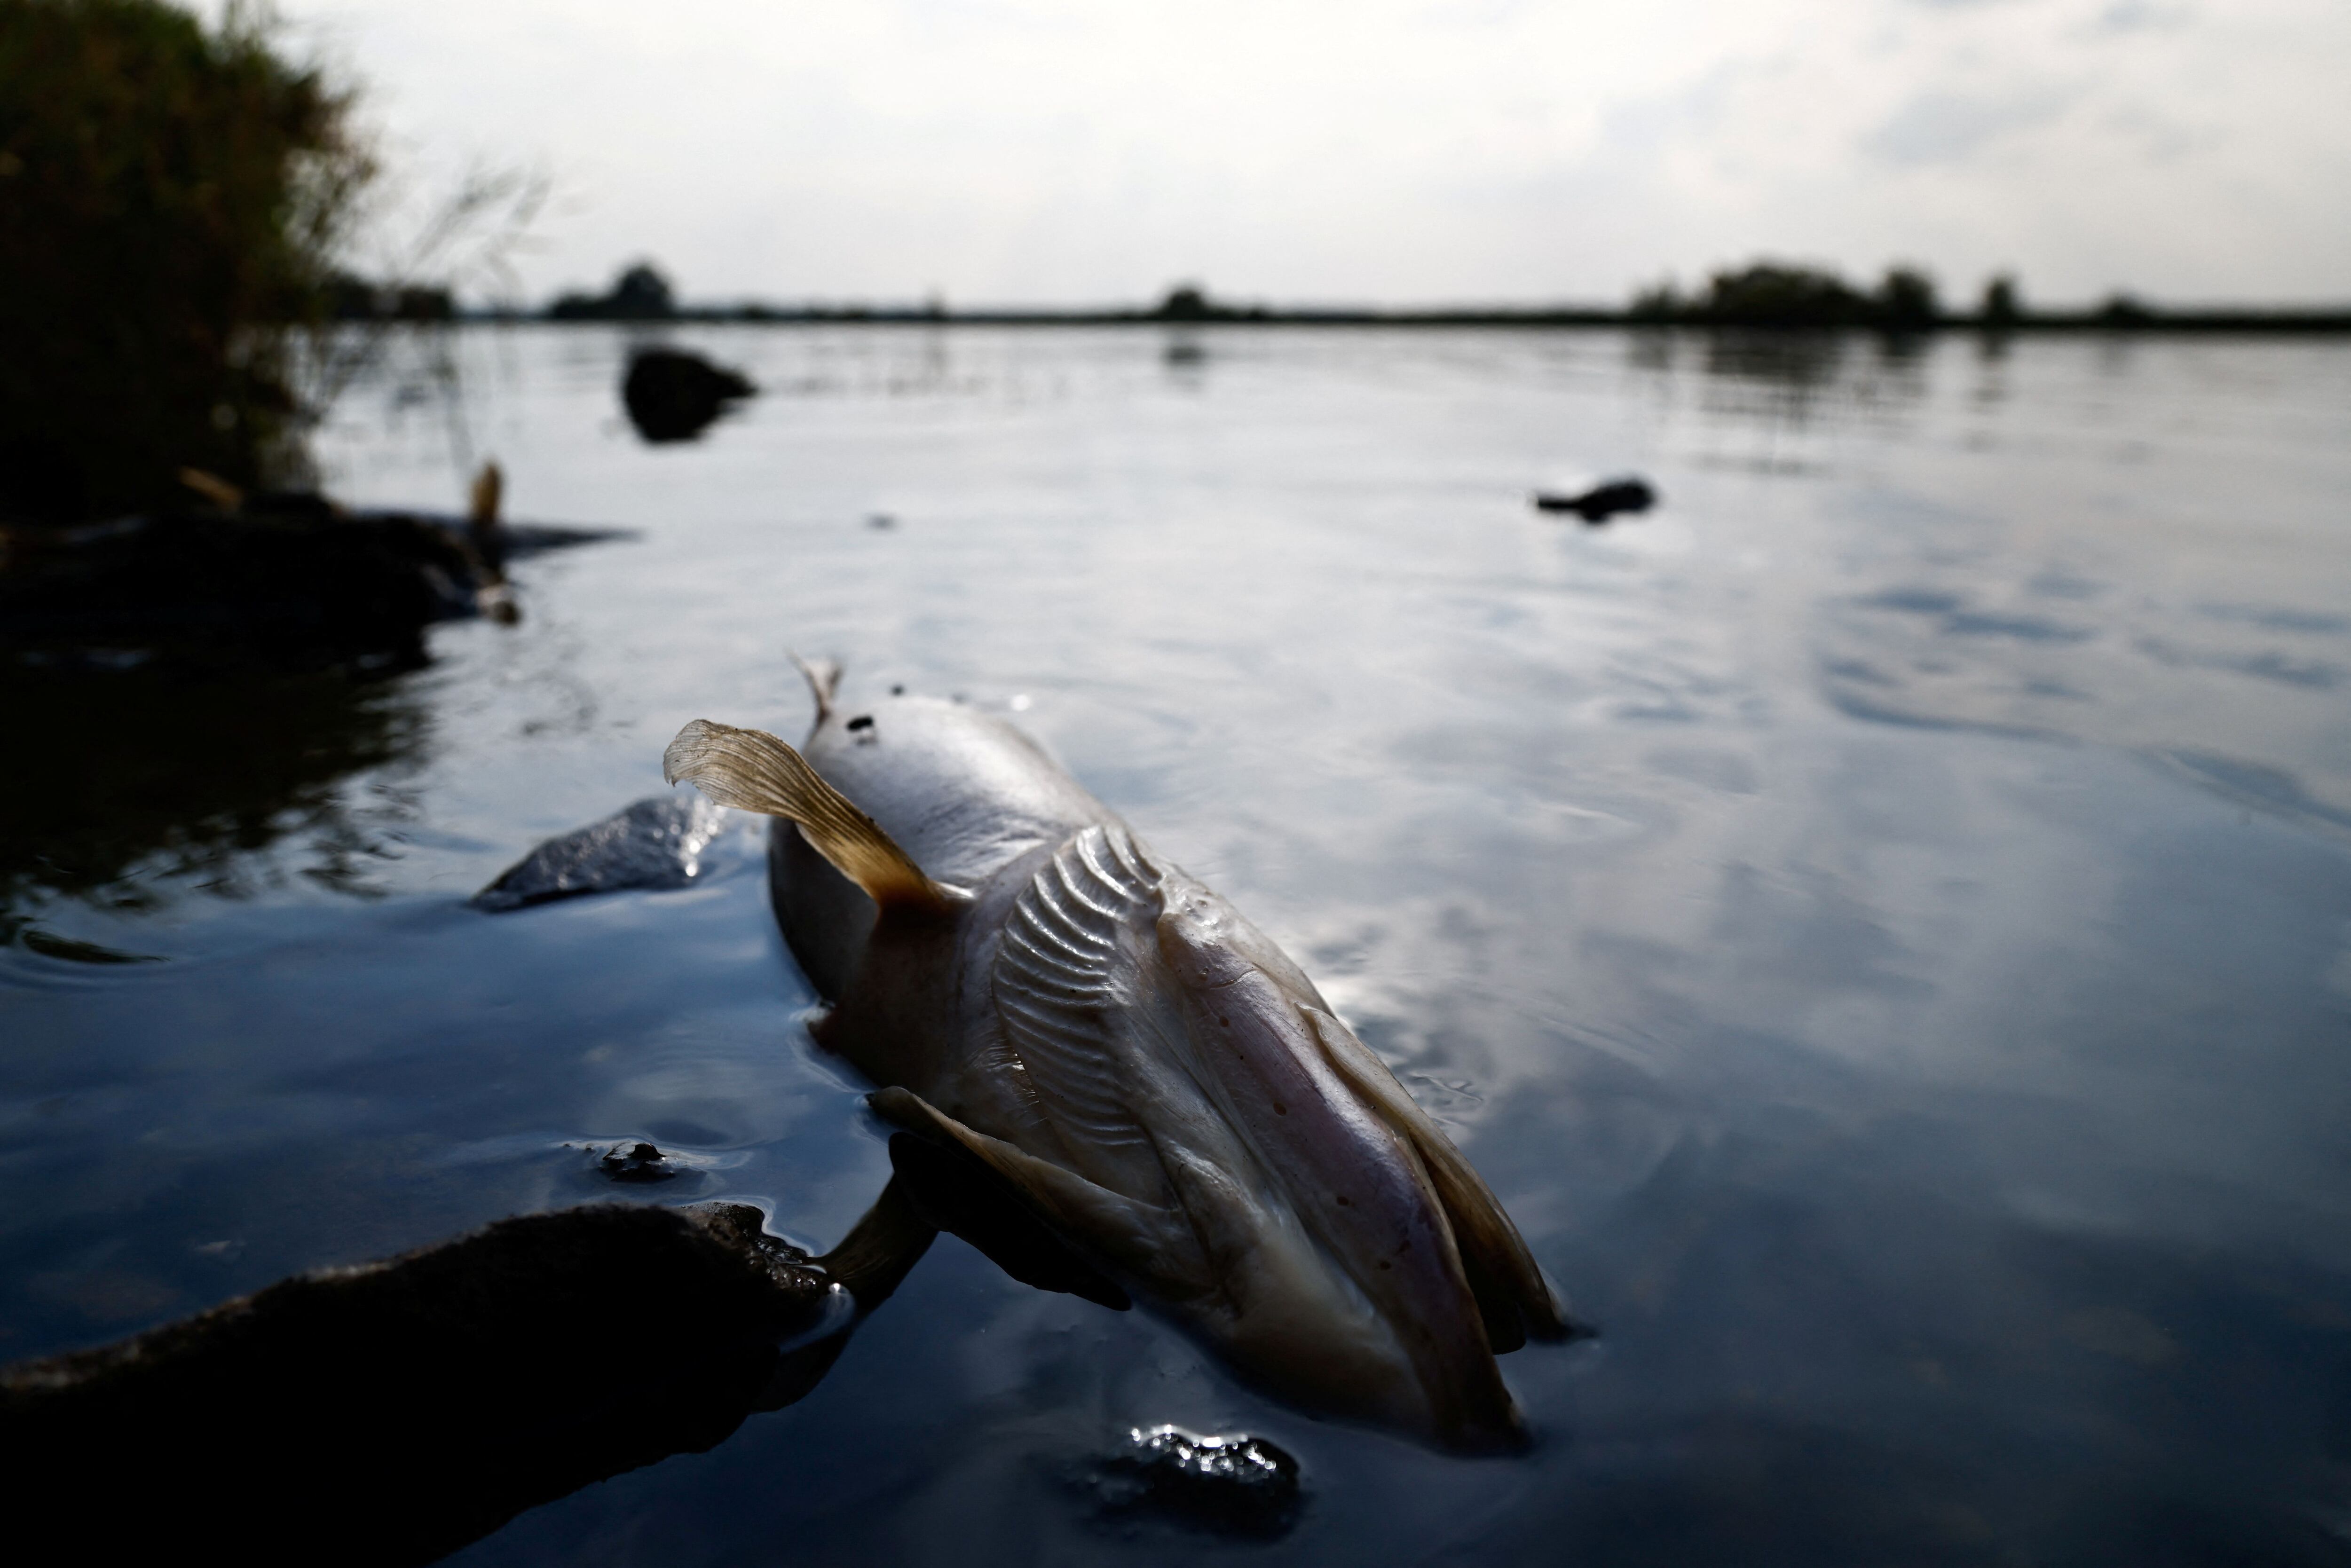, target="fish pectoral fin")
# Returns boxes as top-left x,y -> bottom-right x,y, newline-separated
663,719 -> 960,917
888,1134 -> 1131,1310
1303,1008 -> 1575,1348
868,1087 -> 1163,1283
